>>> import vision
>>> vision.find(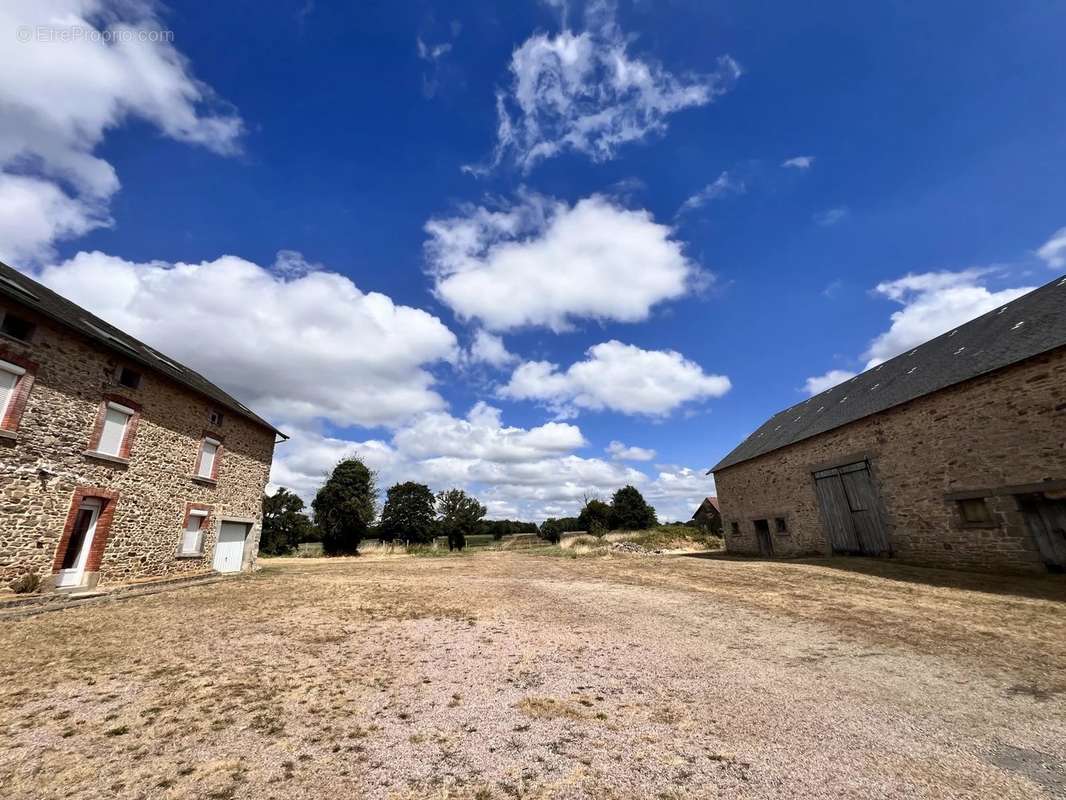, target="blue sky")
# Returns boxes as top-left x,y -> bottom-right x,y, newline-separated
3,0 -> 1065,520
